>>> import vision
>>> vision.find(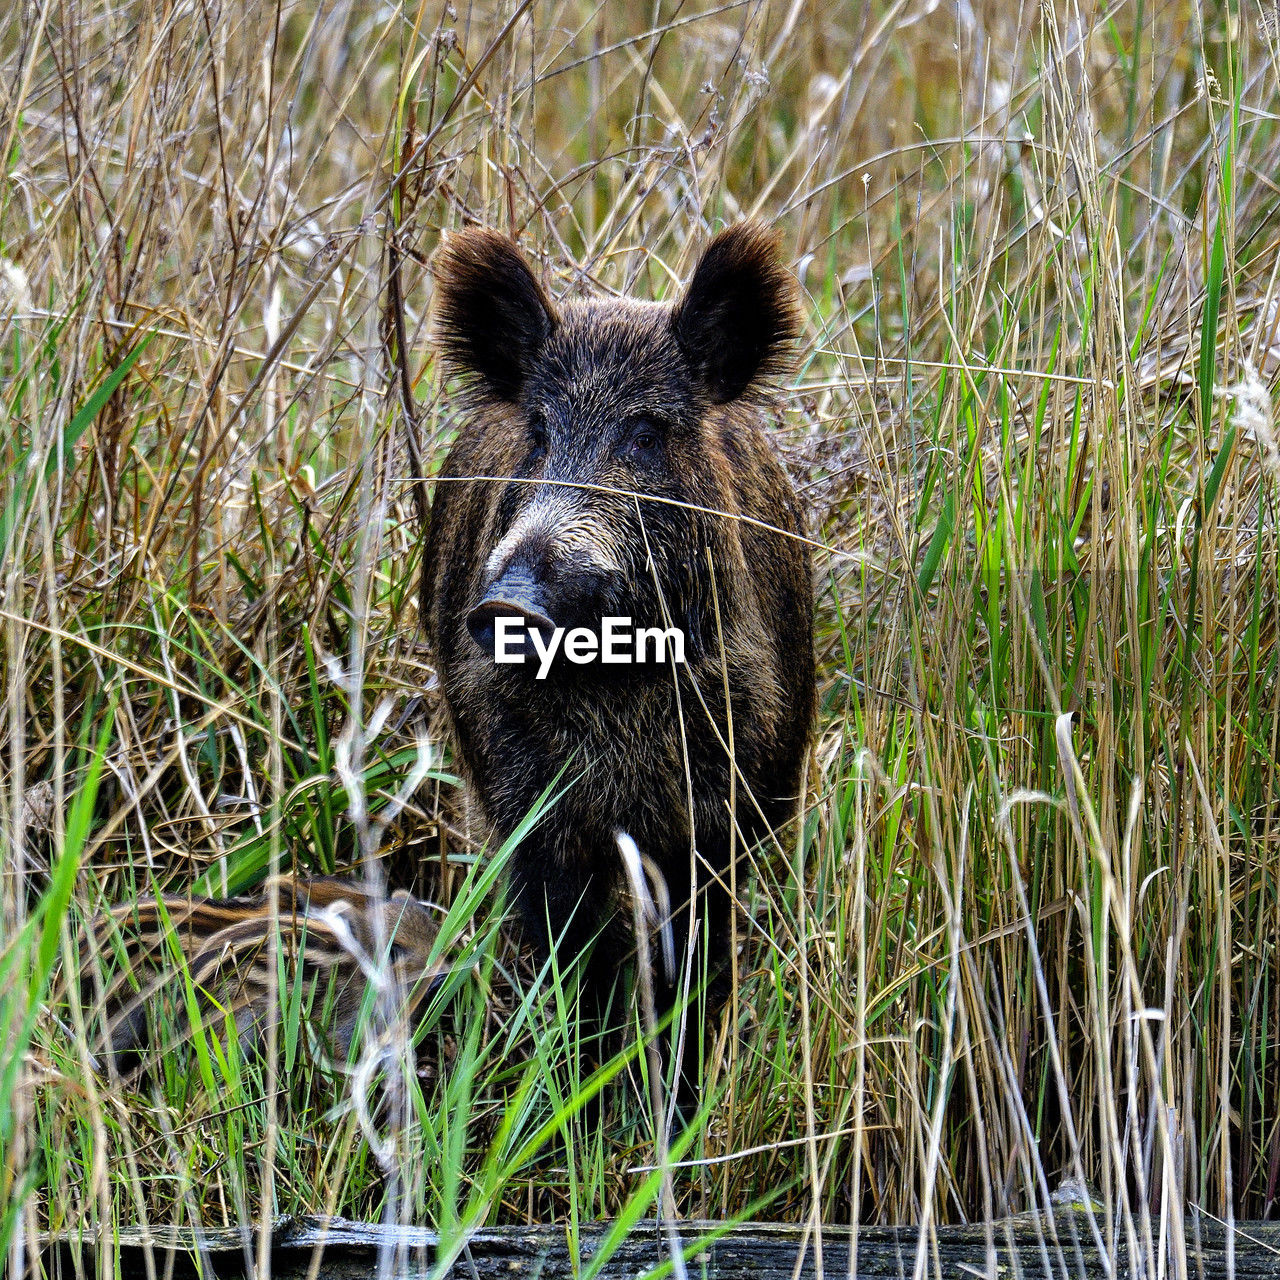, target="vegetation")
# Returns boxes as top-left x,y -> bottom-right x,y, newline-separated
2,0 -> 1279,1270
